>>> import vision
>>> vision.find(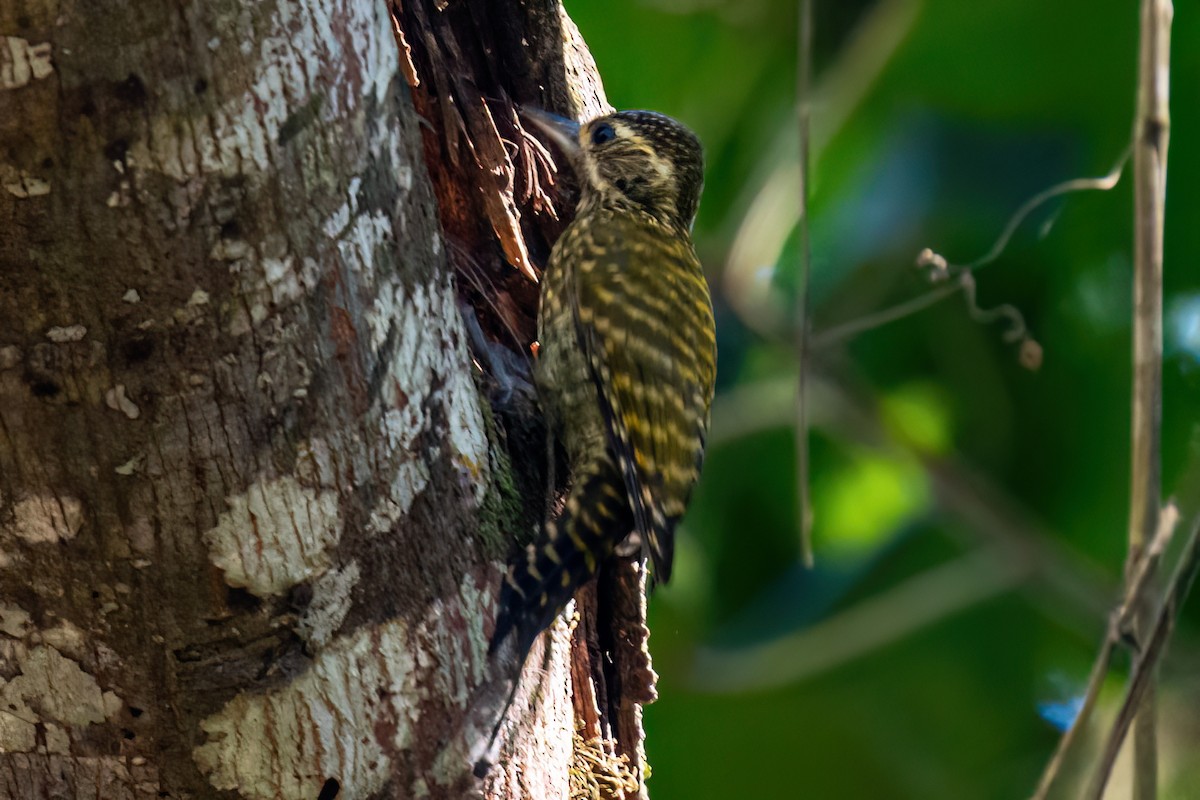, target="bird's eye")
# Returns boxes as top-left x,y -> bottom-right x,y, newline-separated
590,123 -> 616,146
